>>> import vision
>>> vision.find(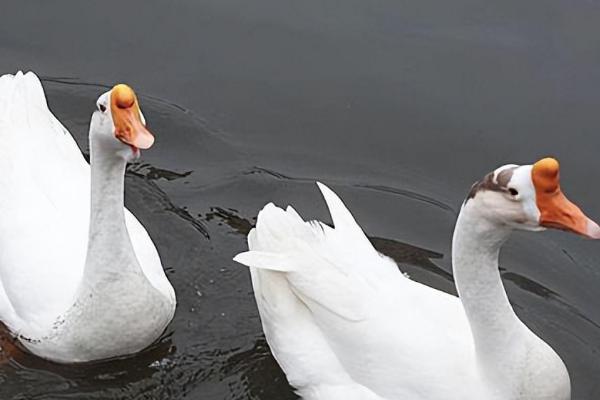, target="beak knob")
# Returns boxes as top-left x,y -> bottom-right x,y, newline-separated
110,84 -> 155,150
112,84 -> 136,109
532,158 -> 560,193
